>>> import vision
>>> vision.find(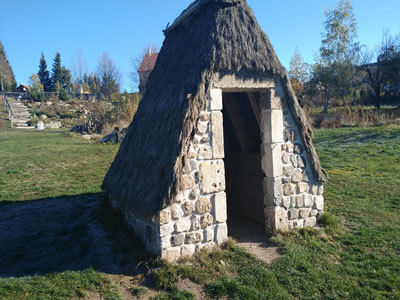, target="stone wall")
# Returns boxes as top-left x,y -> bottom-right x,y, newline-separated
118,78 -> 324,261
109,196 -> 160,255
262,79 -> 324,232
158,88 -> 228,262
